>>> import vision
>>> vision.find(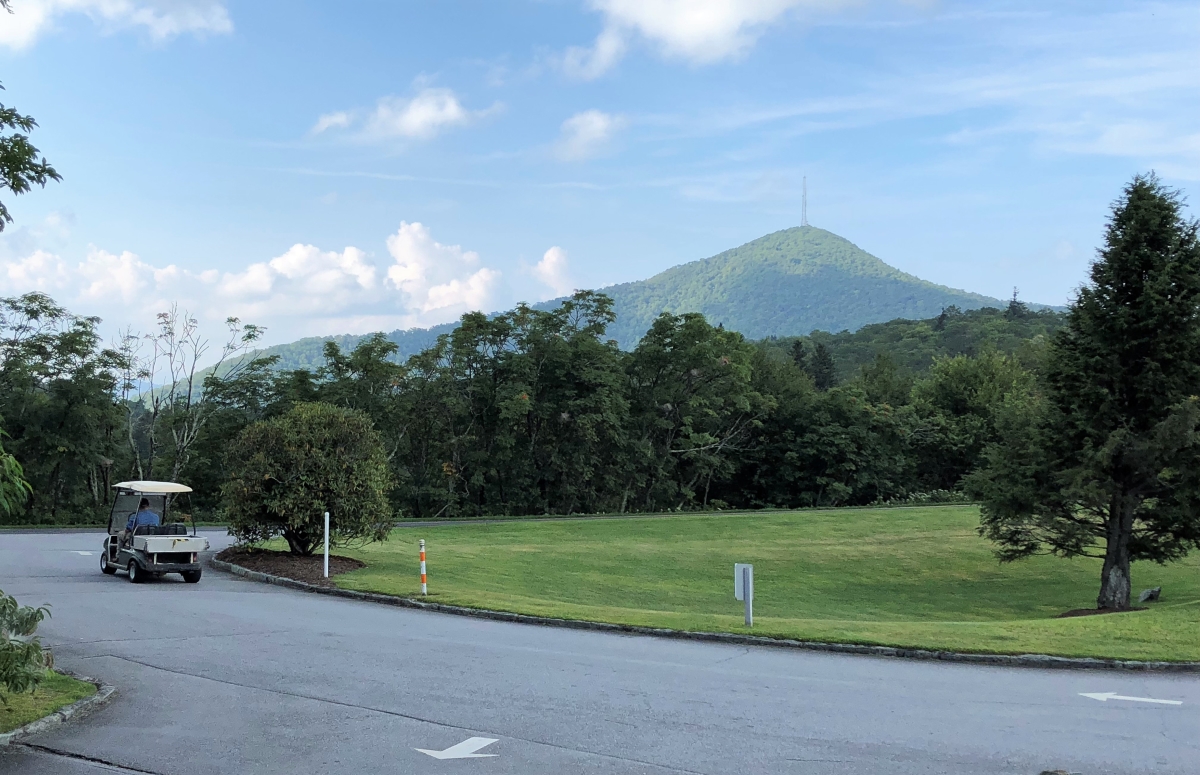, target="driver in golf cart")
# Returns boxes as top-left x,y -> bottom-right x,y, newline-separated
120,498 -> 161,545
